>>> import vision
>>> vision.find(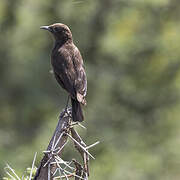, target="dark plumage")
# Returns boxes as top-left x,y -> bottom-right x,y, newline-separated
40,23 -> 87,122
